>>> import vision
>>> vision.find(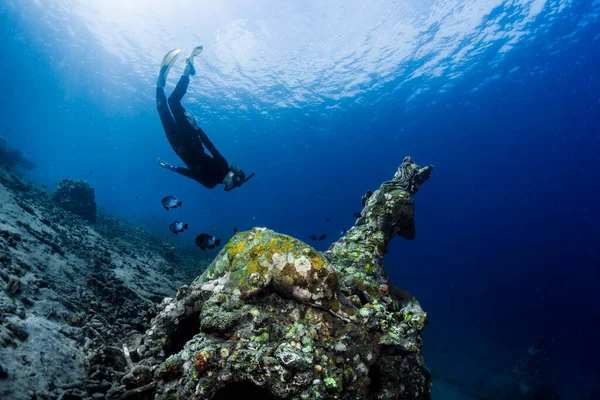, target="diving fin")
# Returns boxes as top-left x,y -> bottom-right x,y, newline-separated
190,45 -> 204,58
184,45 -> 204,76
157,48 -> 183,87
